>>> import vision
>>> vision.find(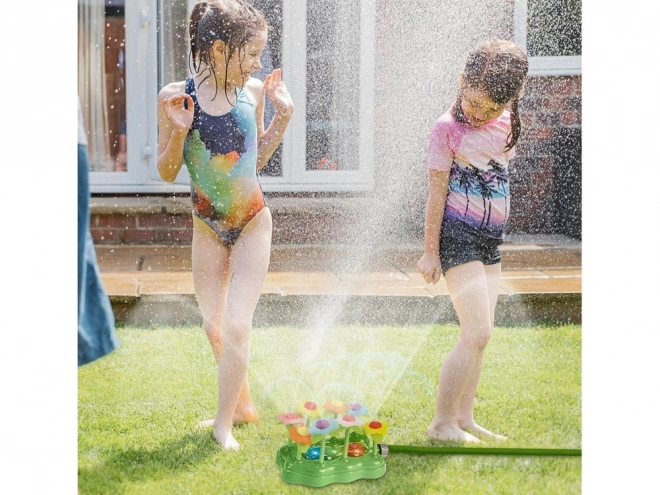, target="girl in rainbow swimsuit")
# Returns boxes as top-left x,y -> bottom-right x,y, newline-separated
157,0 -> 293,449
